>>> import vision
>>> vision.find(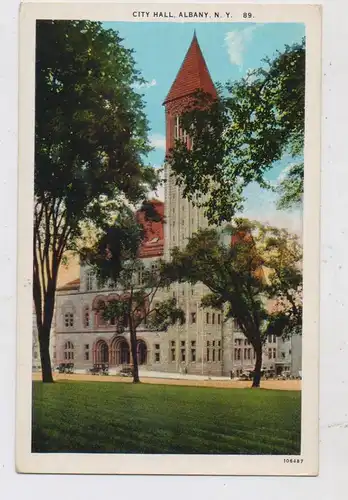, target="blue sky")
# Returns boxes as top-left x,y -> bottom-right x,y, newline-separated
103,21 -> 305,234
